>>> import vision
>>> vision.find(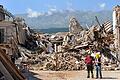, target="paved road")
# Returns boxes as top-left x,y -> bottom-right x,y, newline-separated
30,70 -> 120,80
